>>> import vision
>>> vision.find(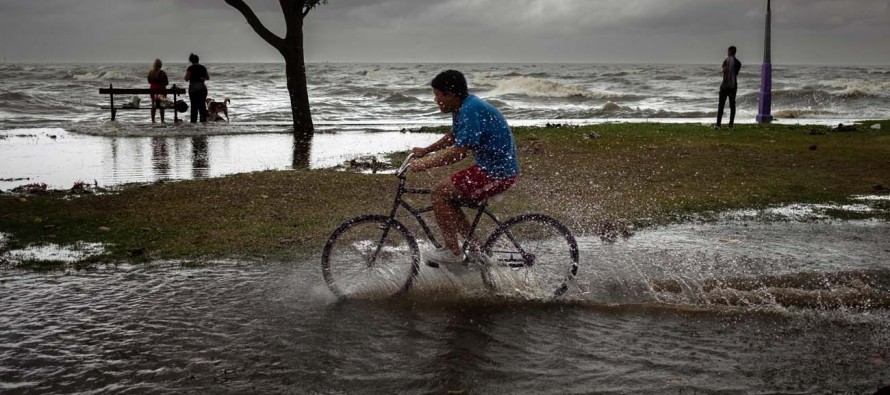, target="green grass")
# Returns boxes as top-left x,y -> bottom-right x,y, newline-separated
1,122 -> 888,268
